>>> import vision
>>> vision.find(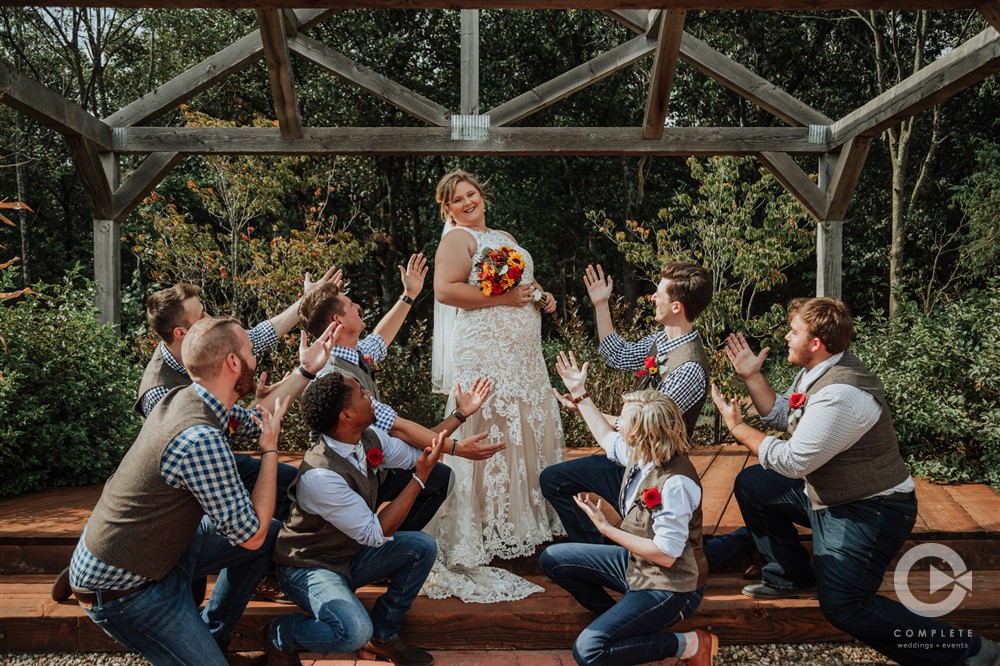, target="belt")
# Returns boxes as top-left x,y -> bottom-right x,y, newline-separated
877,491 -> 916,502
73,581 -> 152,608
